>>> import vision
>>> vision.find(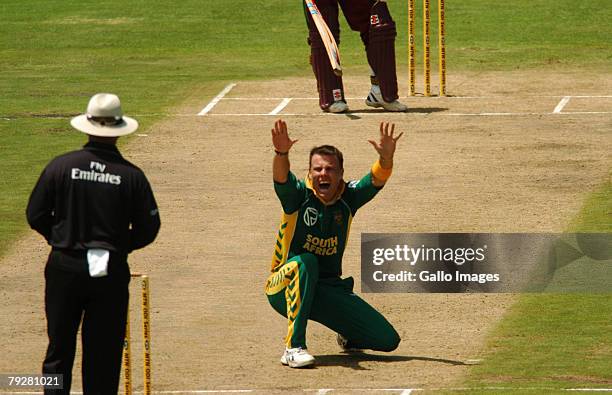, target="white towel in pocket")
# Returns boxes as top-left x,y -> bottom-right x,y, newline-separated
87,249 -> 109,277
